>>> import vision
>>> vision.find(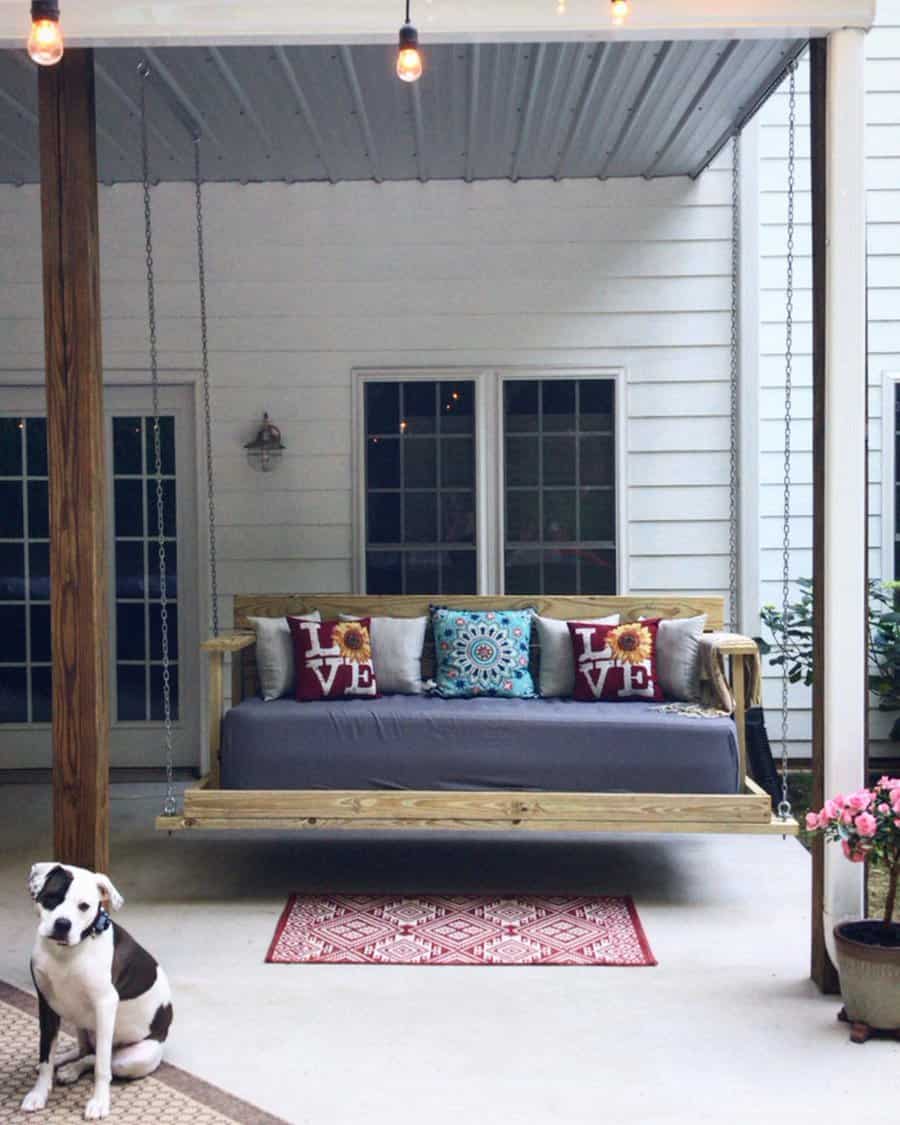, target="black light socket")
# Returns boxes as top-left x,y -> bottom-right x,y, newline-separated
31,1 -> 60,20
398,22 -> 419,51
